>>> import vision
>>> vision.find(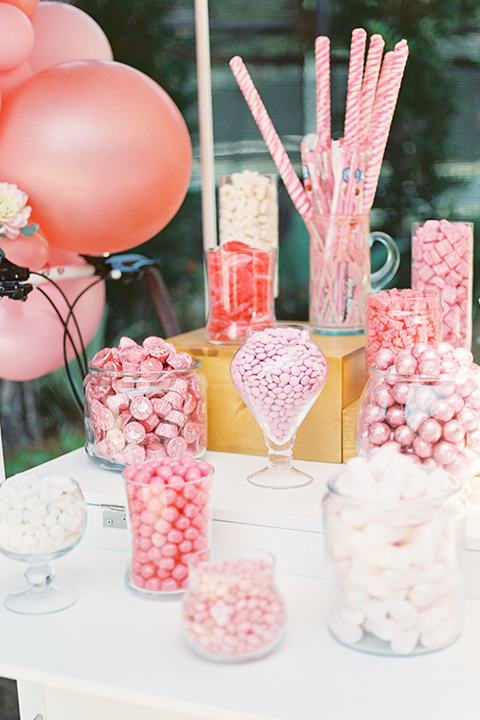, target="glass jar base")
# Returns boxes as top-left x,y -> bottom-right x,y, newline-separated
328,626 -> 461,657
125,567 -> 185,600
4,585 -> 78,615
247,465 -> 313,490
182,626 -> 285,663
311,324 -> 364,336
